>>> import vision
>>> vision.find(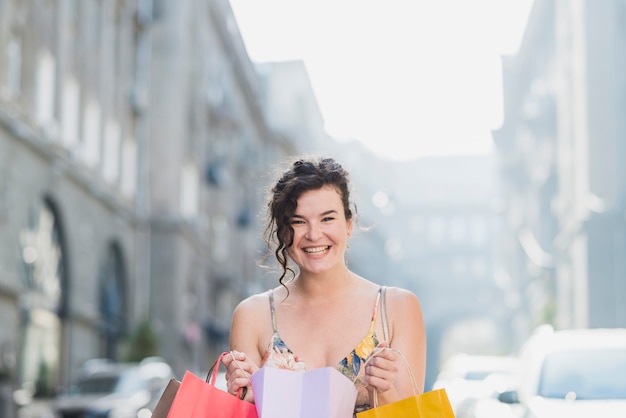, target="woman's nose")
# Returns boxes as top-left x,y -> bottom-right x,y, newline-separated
305,223 -> 322,240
